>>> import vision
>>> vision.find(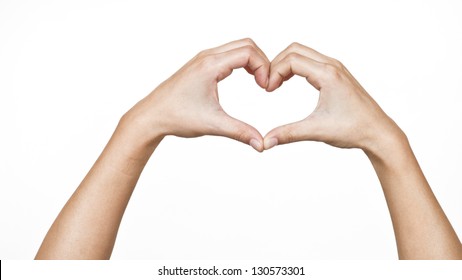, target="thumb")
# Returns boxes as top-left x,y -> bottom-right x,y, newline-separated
212,112 -> 264,152
263,117 -> 321,150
